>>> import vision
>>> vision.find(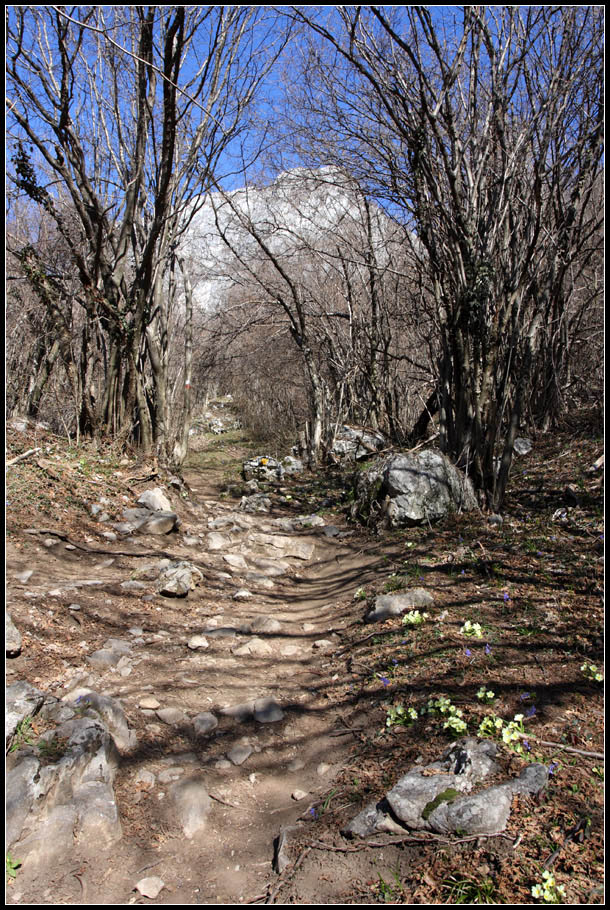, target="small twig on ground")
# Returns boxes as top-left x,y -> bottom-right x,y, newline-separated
208,792 -> 241,809
265,845 -> 312,904
6,447 -> 42,466
516,730 -> 604,760
543,816 -> 592,870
